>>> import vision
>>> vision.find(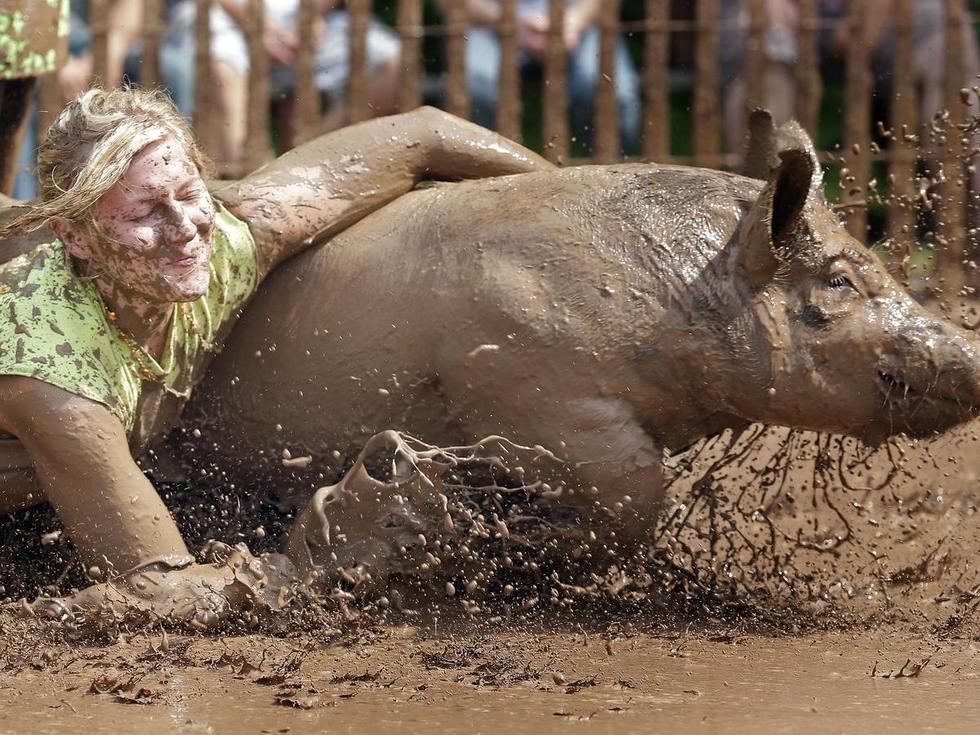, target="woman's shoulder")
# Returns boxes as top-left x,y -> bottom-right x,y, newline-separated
0,242 -> 136,429
205,202 -> 259,310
